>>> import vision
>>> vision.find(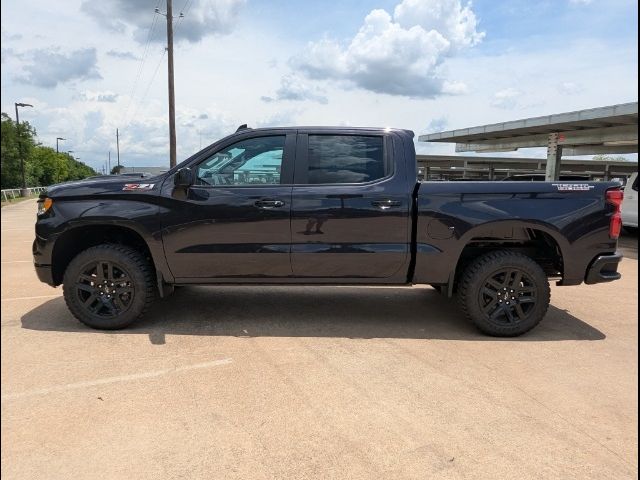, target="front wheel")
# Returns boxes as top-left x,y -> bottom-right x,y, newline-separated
62,244 -> 156,330
457,251 -> 550,337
